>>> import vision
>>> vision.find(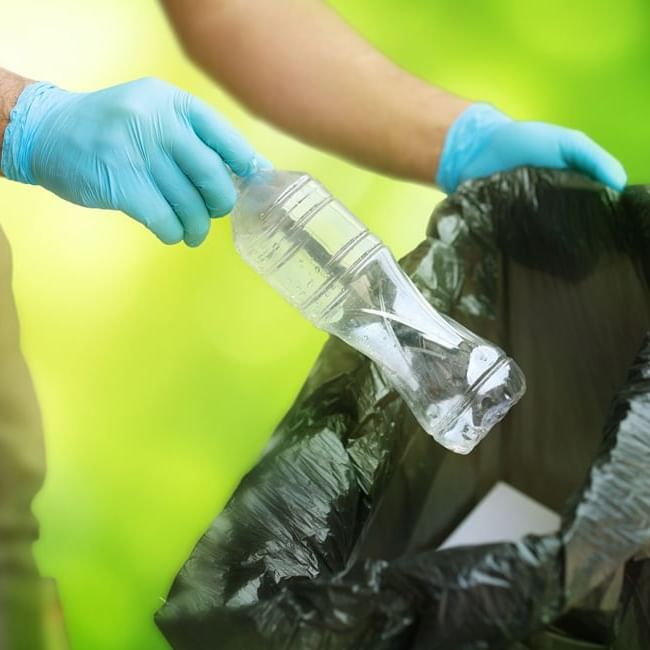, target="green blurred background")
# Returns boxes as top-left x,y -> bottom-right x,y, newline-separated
0,0 -> 648,648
